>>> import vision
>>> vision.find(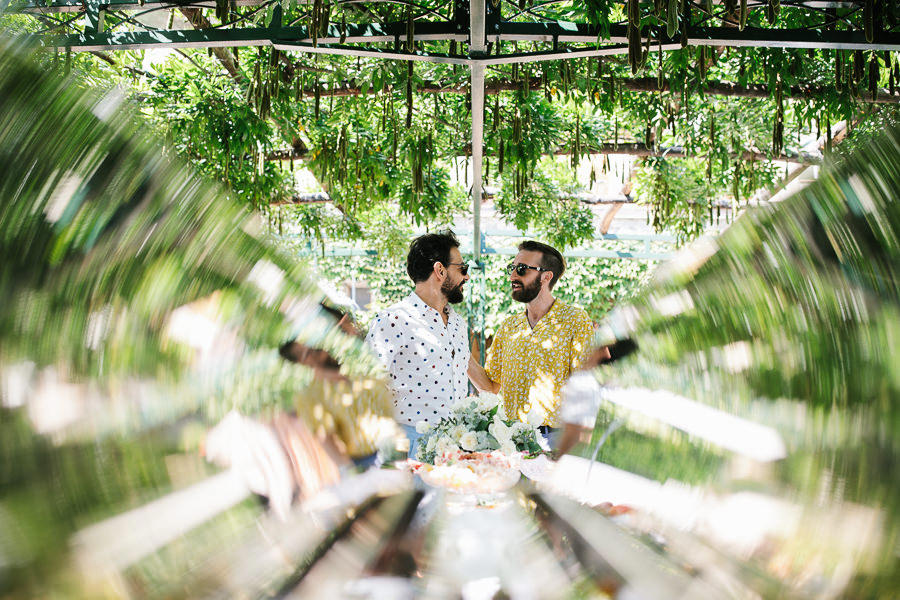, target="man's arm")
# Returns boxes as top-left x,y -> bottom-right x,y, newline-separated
364,313 -> 395,371
467,355 -> 500,394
